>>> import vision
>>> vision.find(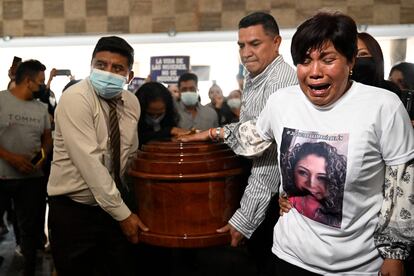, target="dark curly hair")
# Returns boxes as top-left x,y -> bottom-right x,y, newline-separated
281,142 -> 347,225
